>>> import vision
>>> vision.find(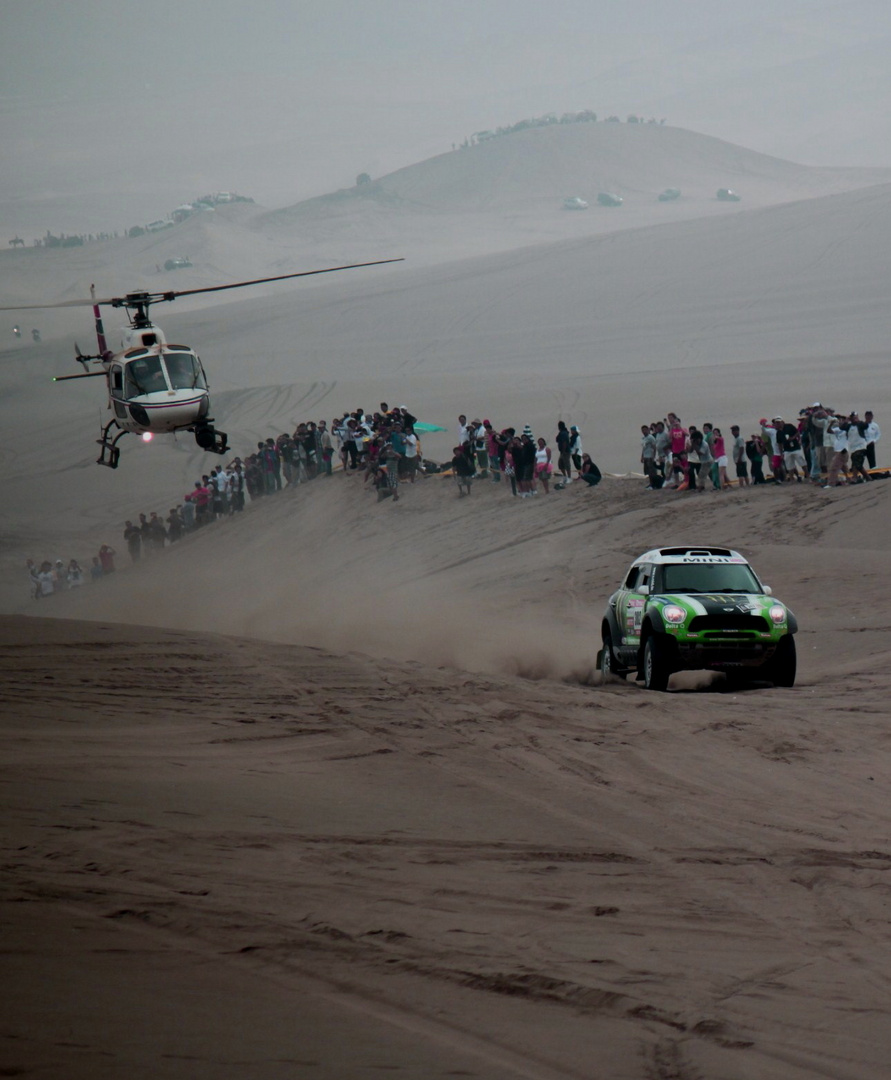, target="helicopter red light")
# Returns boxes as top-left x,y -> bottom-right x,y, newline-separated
141,431 -> 153,443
